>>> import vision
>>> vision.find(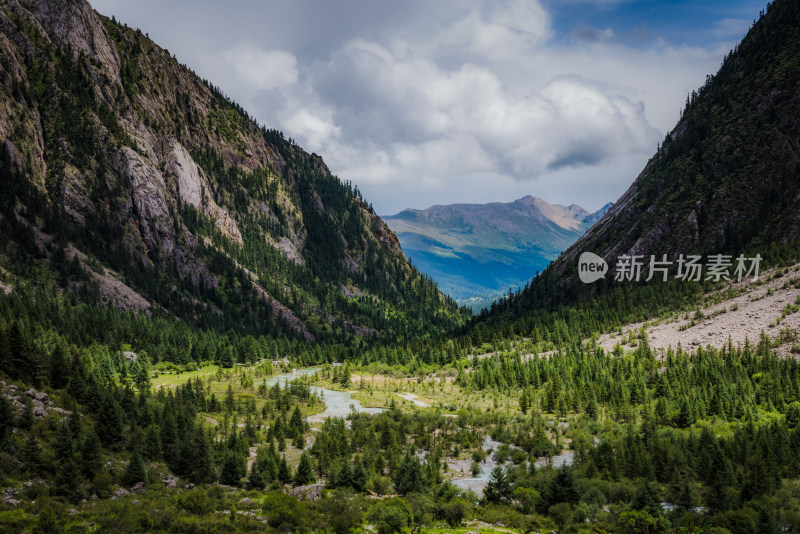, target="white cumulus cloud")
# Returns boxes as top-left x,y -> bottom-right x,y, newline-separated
223,42 -> 298,91
91,0 -> 743,213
